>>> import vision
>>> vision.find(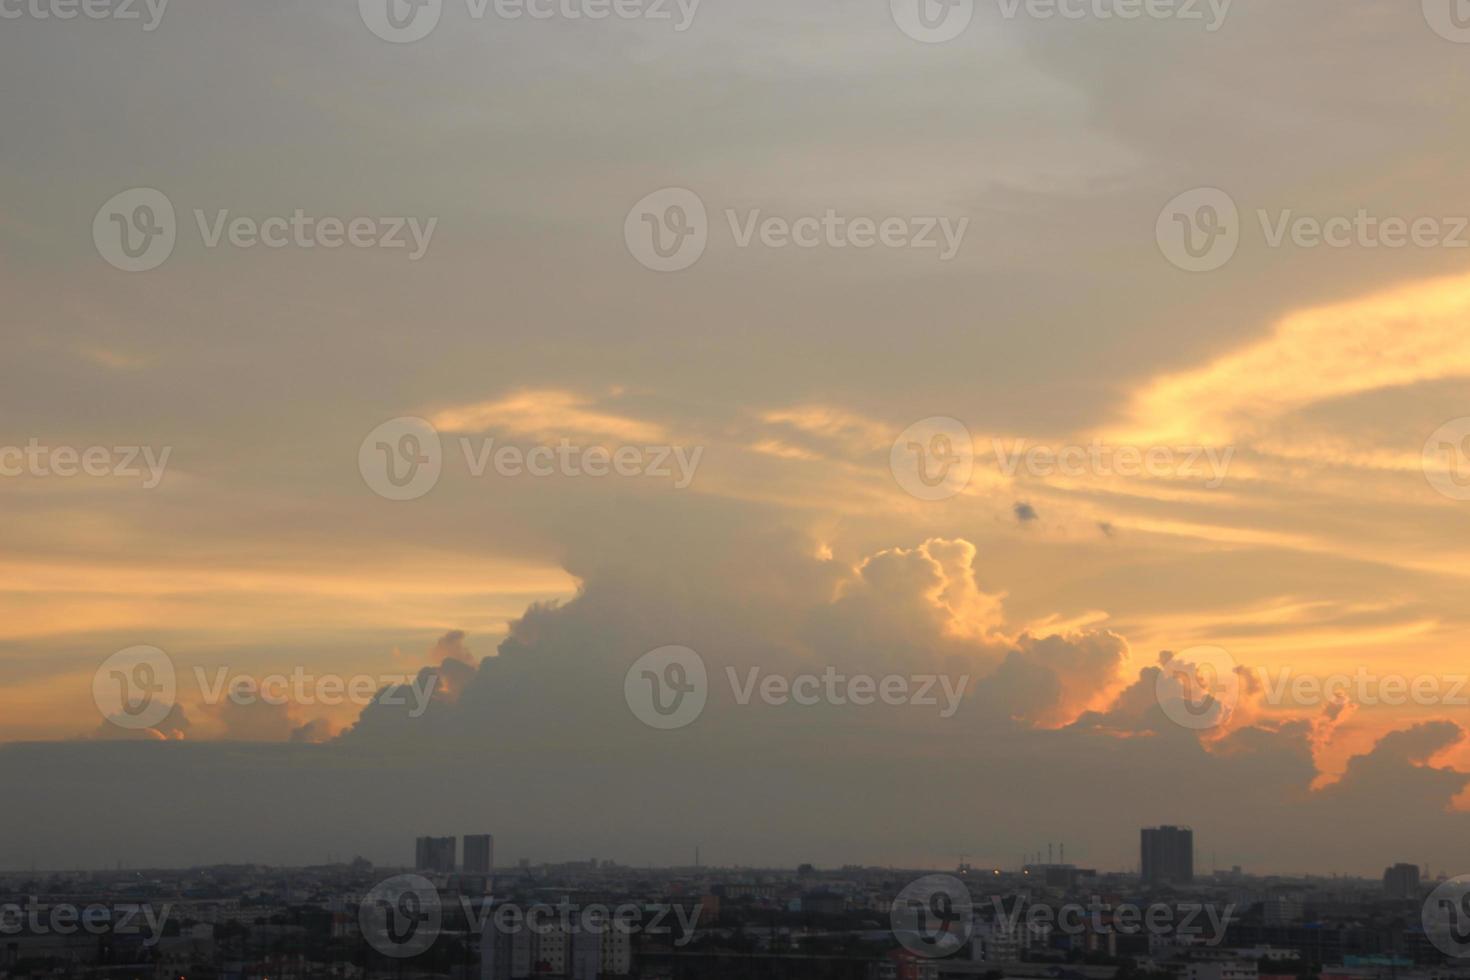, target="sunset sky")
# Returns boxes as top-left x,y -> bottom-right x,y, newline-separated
4,0 -> 1470,875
